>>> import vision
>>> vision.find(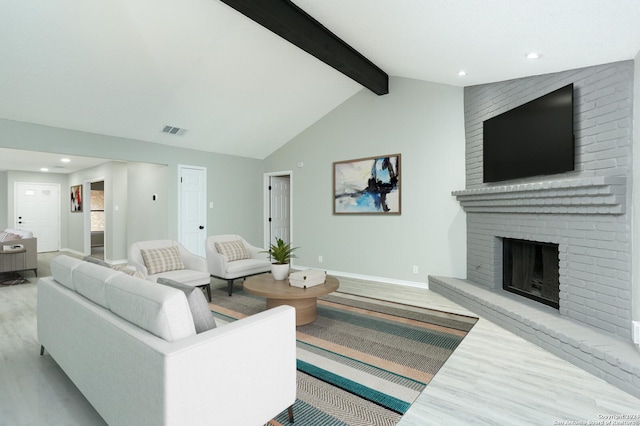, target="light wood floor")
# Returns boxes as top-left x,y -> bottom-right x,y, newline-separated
1,252 -> 639,425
